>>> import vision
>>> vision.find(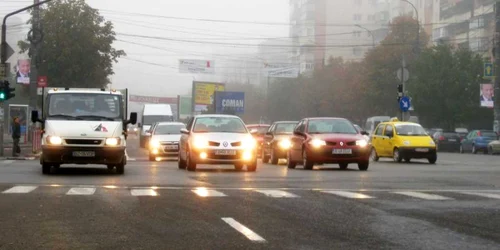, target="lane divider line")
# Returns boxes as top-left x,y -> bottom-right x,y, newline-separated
130,189 -> 158,196
221,217 -> 266,242
192,188 -> 227,197
393,191 -> 453,200
66,188 -> 96,196
459,192 -> 500,199
321,190 -> 374,199
254,189 -> 299,198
